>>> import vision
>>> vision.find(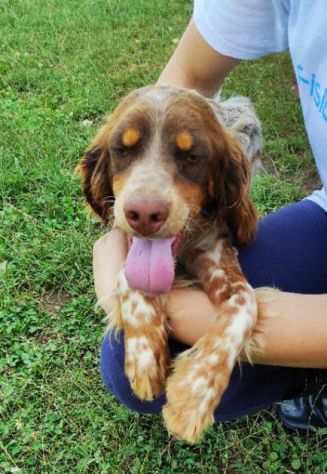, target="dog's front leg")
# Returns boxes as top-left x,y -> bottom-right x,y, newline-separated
163,240 -> 257,443
113,270 -> 169,401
